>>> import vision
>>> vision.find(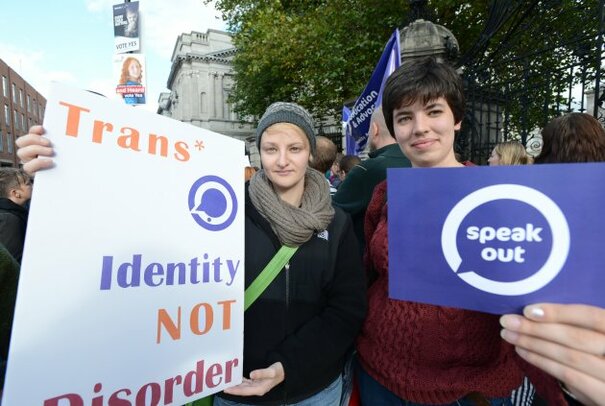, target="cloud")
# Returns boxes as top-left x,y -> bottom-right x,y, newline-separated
0,43 -> 76,98
85,0 -> 116,13
141,0 -> 226,59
